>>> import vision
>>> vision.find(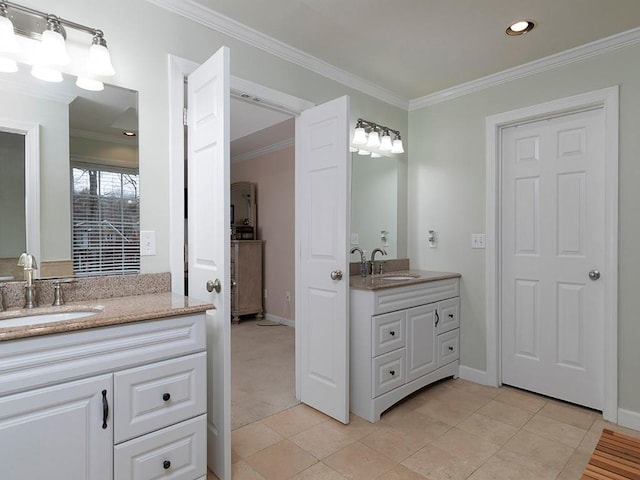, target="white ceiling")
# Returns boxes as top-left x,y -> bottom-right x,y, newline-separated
193,0 -> 640,101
